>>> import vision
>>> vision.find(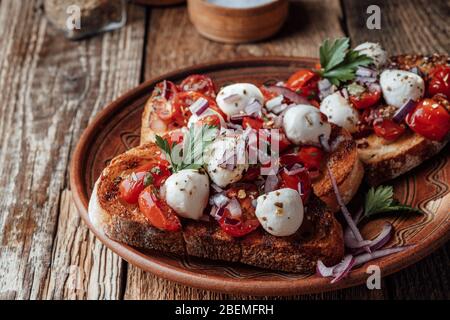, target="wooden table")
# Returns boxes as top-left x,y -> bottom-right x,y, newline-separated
0,0 -> 448,300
